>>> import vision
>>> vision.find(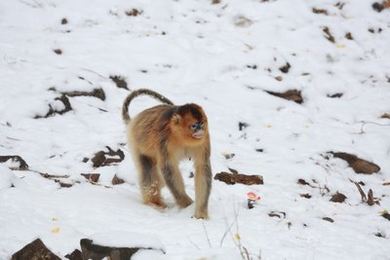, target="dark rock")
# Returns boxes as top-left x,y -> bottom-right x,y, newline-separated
372,2 -> 384,12
0,155 -> 29,170
268,211 -> 286,219
91,146 -> 125,168
330,152 -> 380,174
322,217 -> 334,223
61,18 -> 68,25
330,192 -> 347,203
297,178 -> 310,186
63,88 -> 106,101
312,8 -> 328,15
81,173 -> 100,183
323,27 -> 335,43
11,238 -> 61,260
109,75 -> 128,90
80,238 -> 163,260
53,49 -> 62,55
238,122 -> 249,131
327,93 -> 343,98
380,113 -> 390,119
125,9 -> 143,17
300,193 -> 312,199
279,62 -> 291,73
35,94 -> 72,119
345,32 -> 353,40
381,211 -> 390,221
112,175 -> 125,185
65,249 -> 83,260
